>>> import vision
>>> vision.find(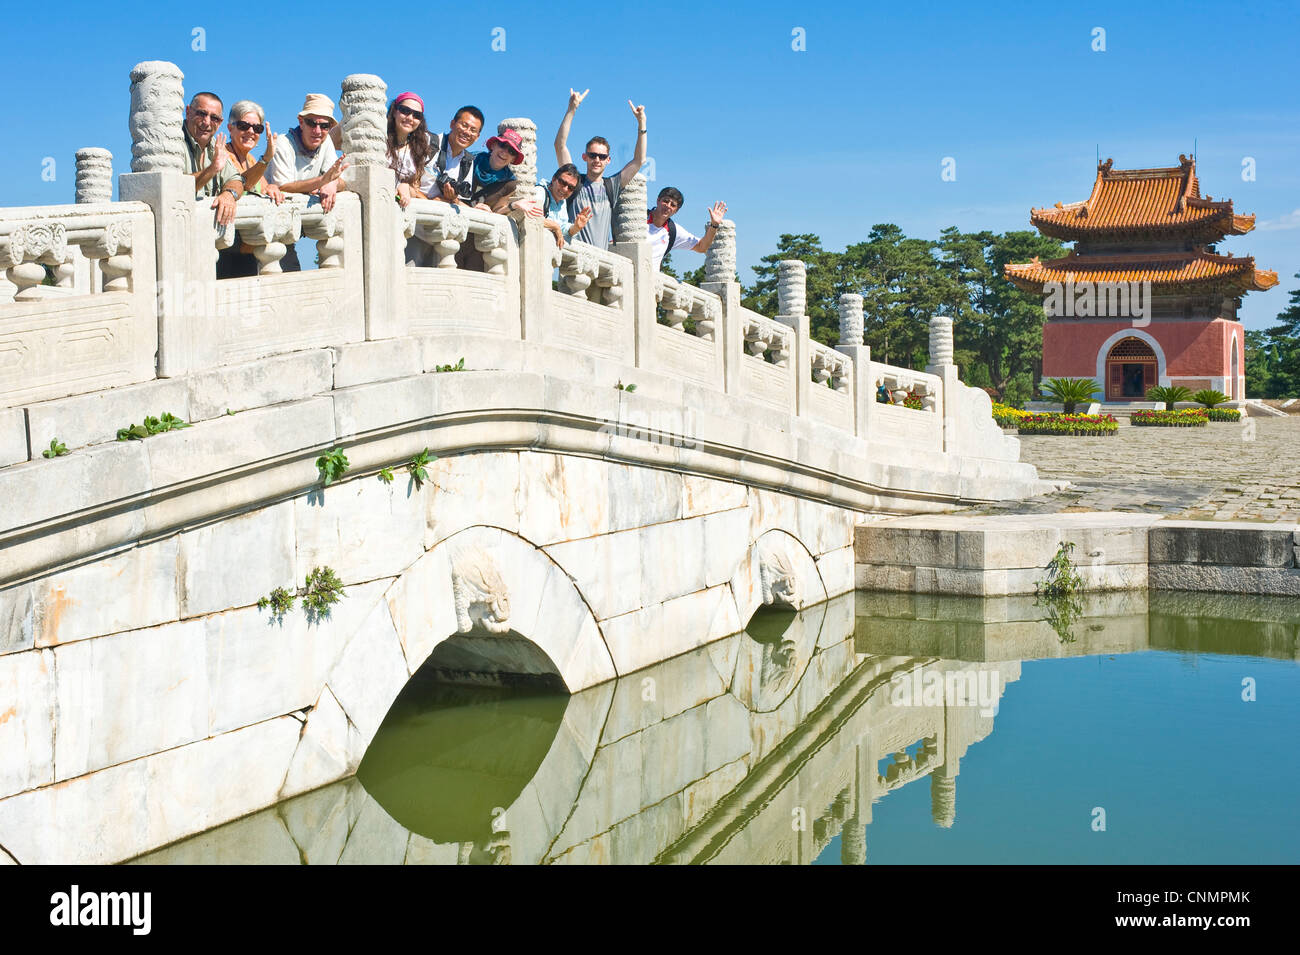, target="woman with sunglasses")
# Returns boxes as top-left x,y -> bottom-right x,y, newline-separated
386,93 -> 434,208
216,100 -> 283,278
223,101 -> 282,202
